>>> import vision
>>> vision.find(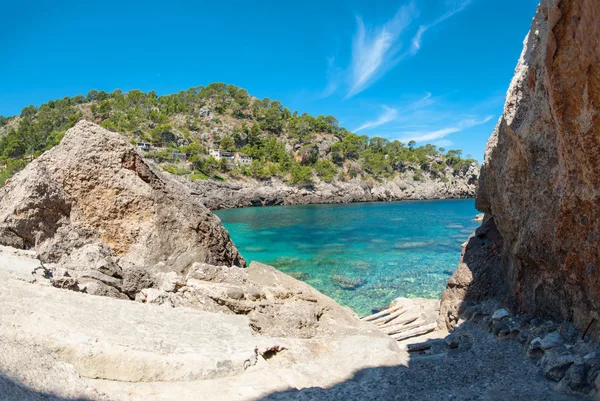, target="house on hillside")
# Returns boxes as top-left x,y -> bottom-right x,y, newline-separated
235,153 -> 252,165
209,149 -> 252,166
136,142 -> 152,153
